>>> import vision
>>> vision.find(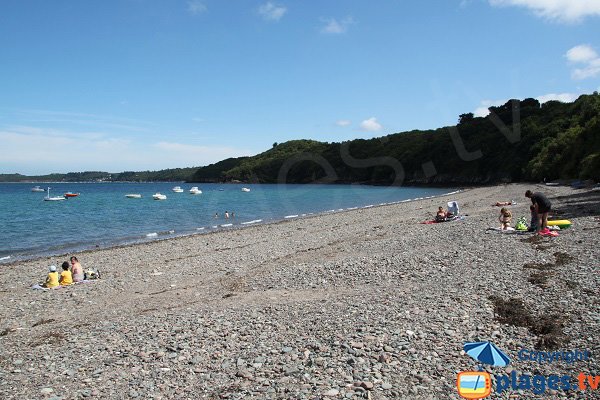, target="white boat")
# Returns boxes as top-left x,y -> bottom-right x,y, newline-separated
125,194 -> 142,199
172,186 -> 184,193
153,193 -> 167,200
241,187 -> 251,192
43,187 -> 66,201
189,187 -> 202,195
31,186 -> 45,192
